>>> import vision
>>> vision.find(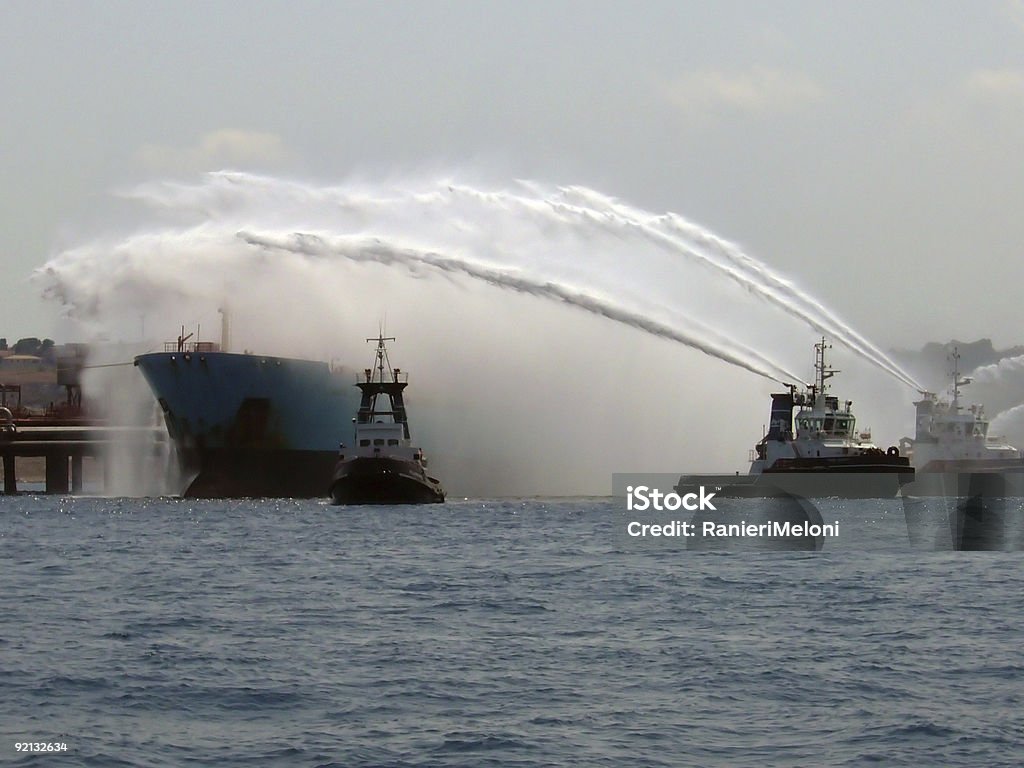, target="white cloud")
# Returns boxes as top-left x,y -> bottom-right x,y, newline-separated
661,65 -> 825,117
964,67 -> 1024,100
1007,0 -> 1024,33
136,129 -> 295,173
